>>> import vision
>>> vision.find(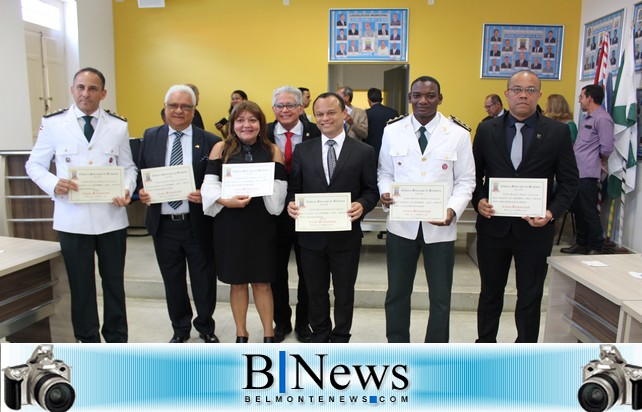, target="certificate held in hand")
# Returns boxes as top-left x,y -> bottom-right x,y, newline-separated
141,165 -> 196,204
389,182 -> 447,221
68,166 -> 124,203
221,162 -> 274,199
488,177 -> 547,217
295,193 -> 352,232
